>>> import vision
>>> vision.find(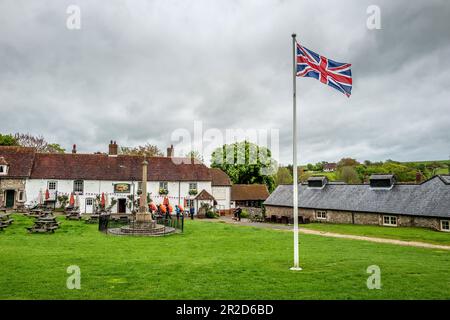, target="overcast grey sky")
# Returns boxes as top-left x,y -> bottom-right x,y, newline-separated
1,0 -> 449,165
